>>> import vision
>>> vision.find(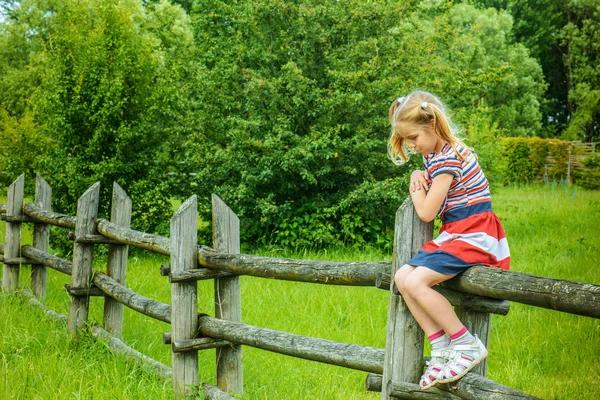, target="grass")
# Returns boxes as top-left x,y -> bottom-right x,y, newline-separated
1,184 -> 599,399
